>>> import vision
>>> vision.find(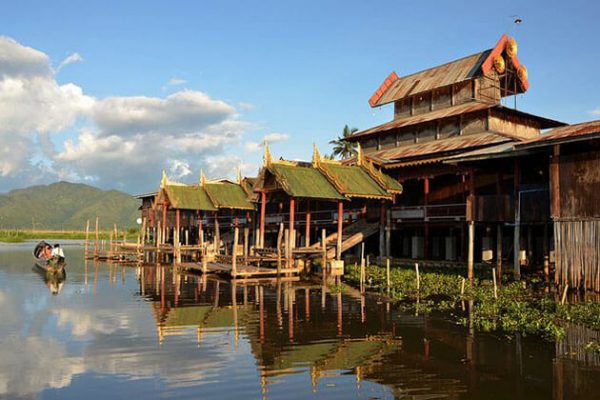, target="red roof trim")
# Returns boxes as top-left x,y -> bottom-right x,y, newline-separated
481,34 -> 529,92
369,71 -> 398,107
